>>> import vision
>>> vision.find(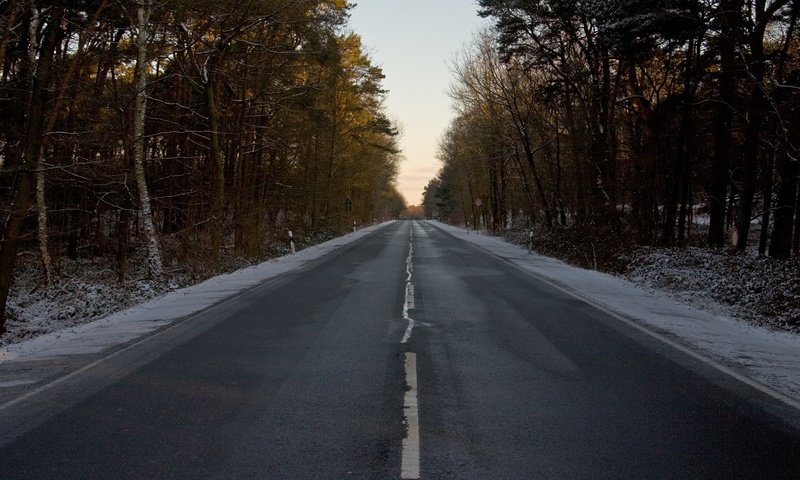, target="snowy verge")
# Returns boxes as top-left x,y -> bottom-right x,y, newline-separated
0,222 -> 393,364
429,221 -> 800,402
